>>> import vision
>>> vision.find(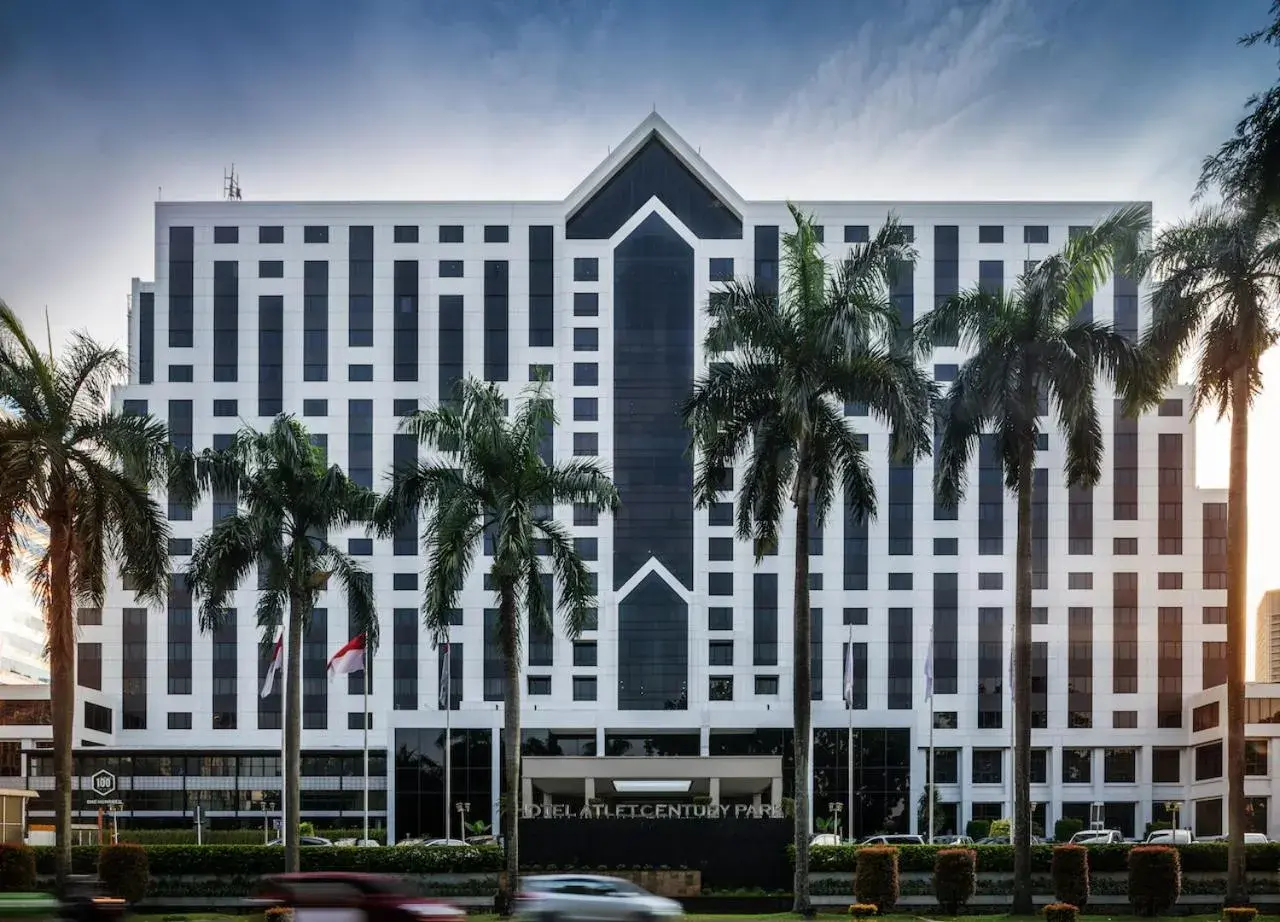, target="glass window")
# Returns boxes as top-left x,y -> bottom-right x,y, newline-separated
573,257 -> 599,281
439,225 -> 464,243
258,225 -> 284,244
574,292 -> 599,316
439,260 -> 463,278
259,260 -> 283,278
303,225 -> 329,244
573,363 -> 598,386
394,225 -> 419,243
978,225 -> 1004,243
709,257 -> 734,281
573,327 -> 599,352
484,225 -> 509,243
1023,225 -> 1049,244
